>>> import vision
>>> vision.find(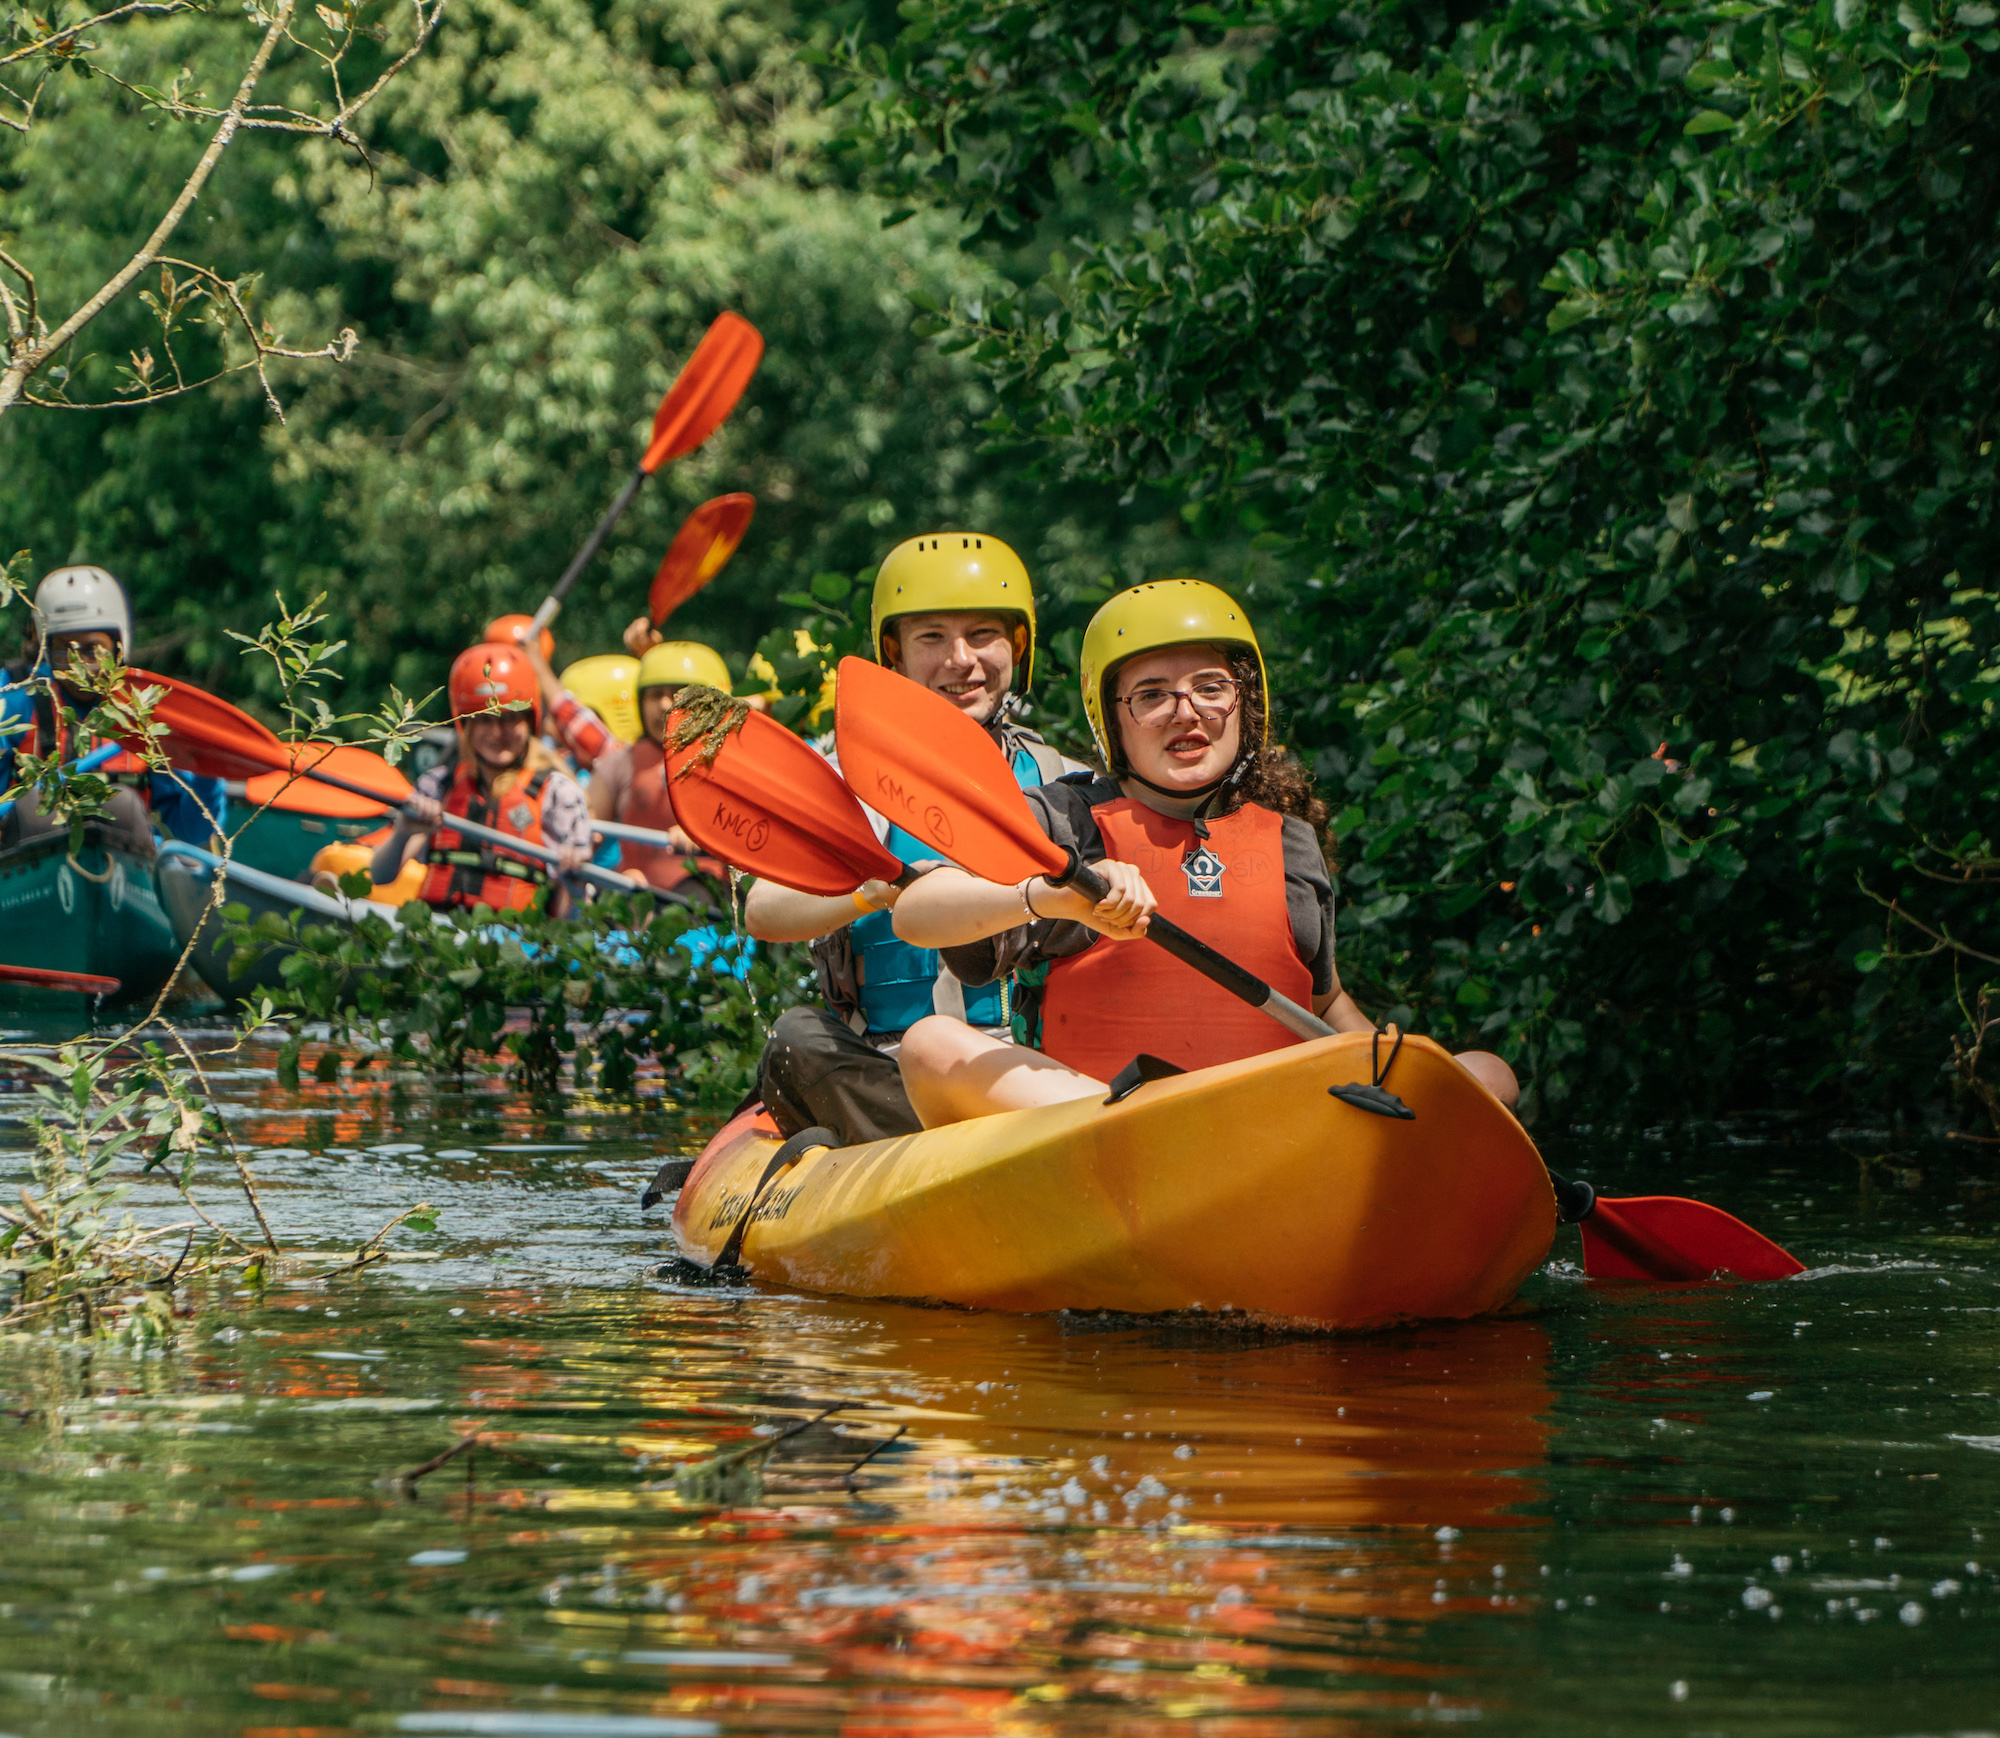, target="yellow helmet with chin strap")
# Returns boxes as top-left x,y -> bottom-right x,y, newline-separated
558,655 -> 642,743
870,532 -> 1036,687
637,641 -> 732,695
1079,579 -> 1269,764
